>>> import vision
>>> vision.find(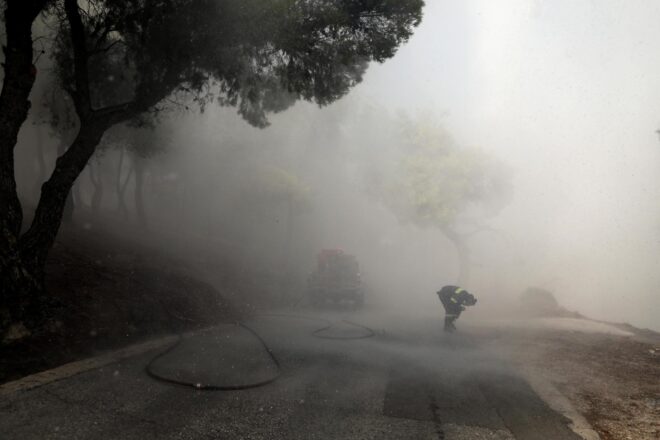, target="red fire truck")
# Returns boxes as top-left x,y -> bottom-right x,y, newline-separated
307,249 -> 364,308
